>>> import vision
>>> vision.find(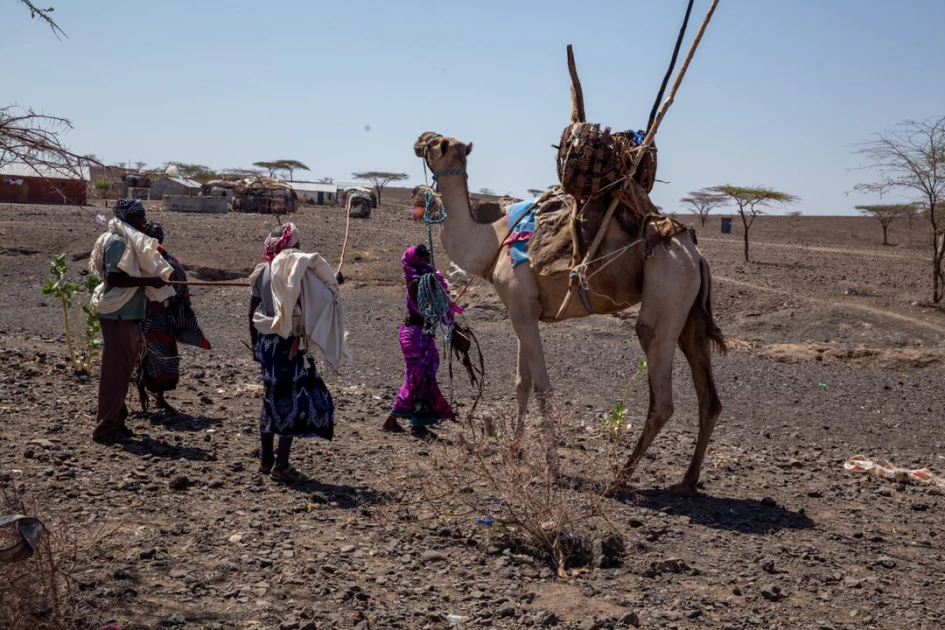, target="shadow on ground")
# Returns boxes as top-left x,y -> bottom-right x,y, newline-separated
621,488 -> 815,533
